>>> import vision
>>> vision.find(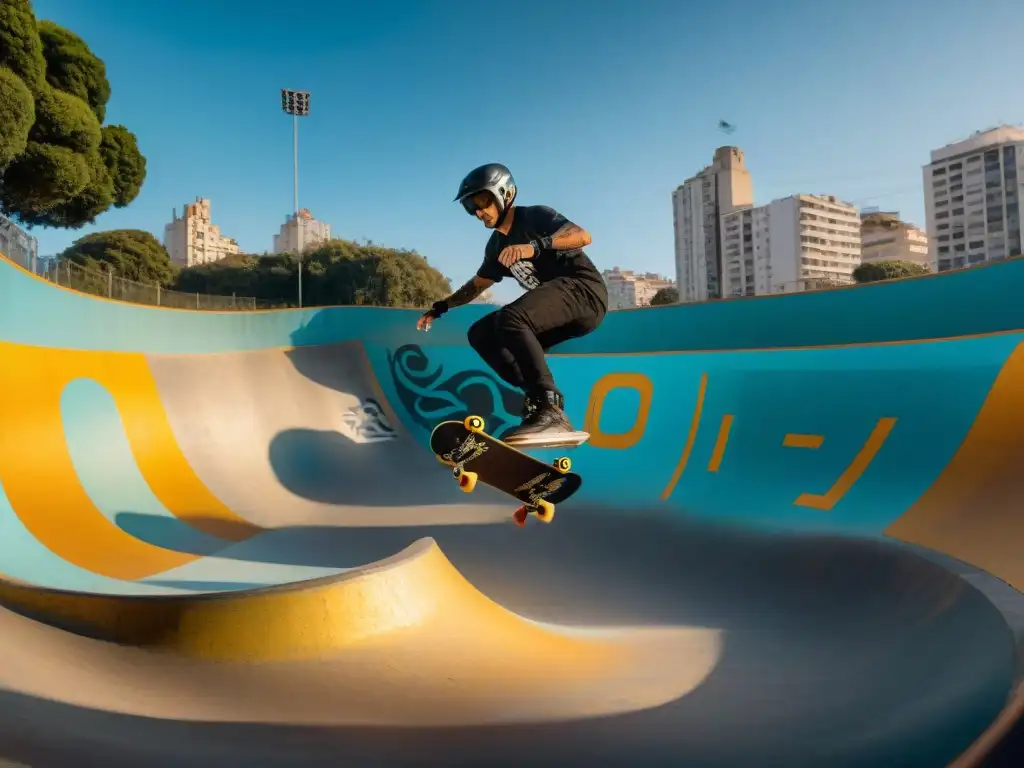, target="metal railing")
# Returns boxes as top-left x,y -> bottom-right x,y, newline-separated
37,258 -> 280,310
0,212 -> 38,271
769,275 -> 856,294
2,211 -> 278,311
